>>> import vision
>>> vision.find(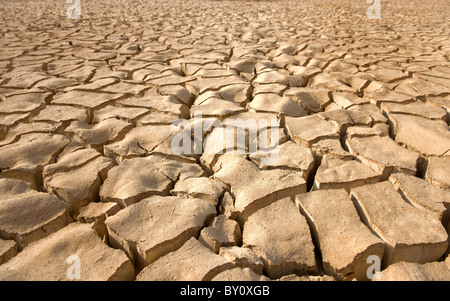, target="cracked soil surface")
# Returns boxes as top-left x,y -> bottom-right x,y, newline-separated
0,0 -> 449,281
